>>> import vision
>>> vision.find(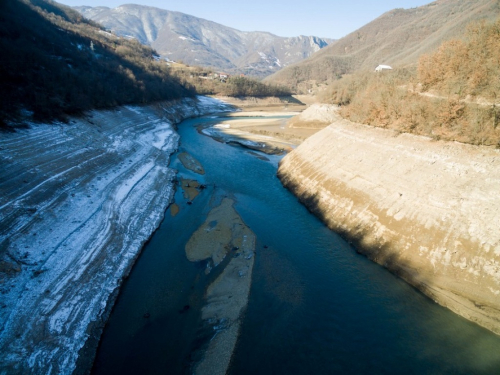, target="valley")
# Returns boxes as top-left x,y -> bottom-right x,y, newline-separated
0,97 -> 233,373
91,103 -> 500,375
1,0 -> 500,373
